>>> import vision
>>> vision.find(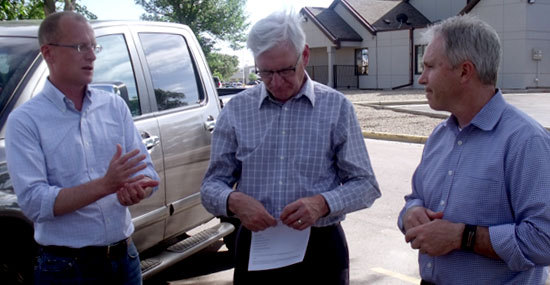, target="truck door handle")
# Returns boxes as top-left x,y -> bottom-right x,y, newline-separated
204,115 -> 216,133
141,132 -> 160,150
